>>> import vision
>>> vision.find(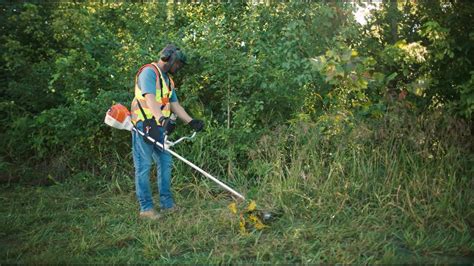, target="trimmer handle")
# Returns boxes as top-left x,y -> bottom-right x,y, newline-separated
164,132 -> 197,150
